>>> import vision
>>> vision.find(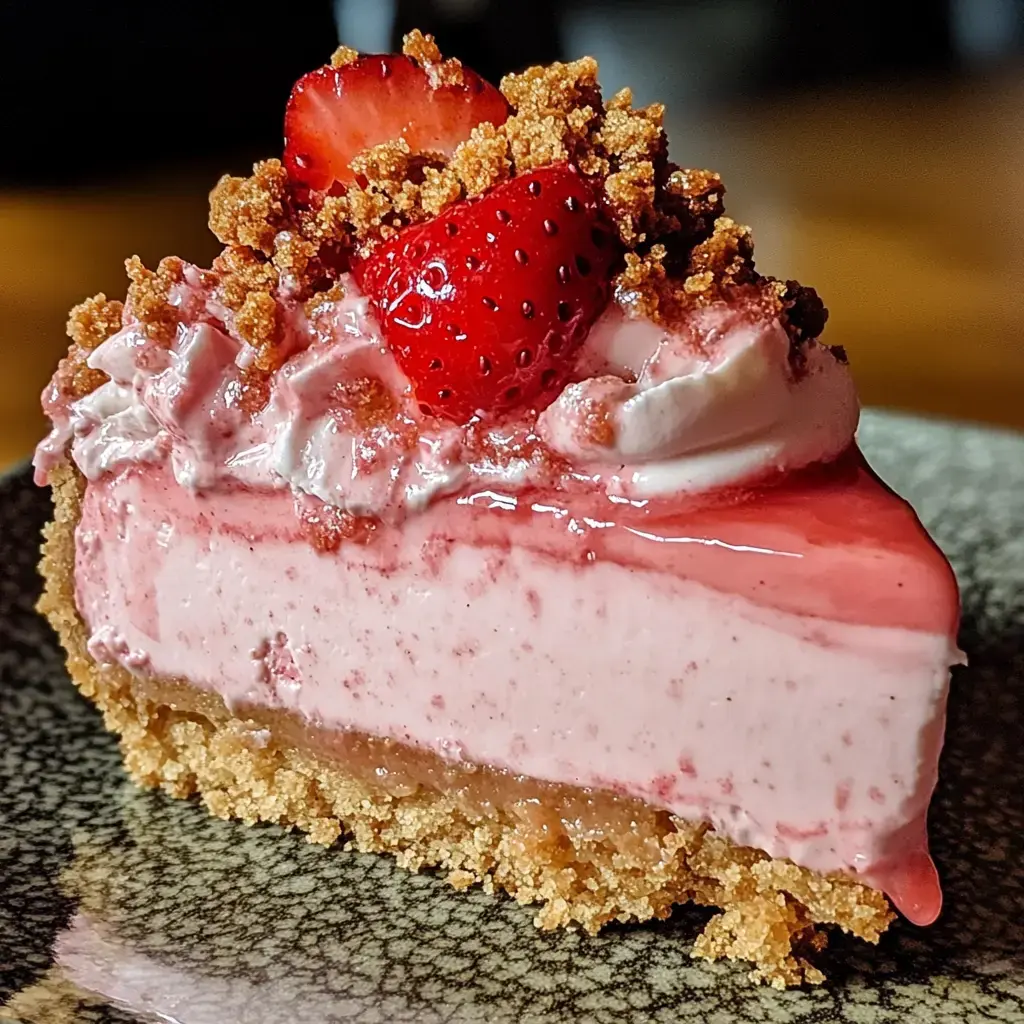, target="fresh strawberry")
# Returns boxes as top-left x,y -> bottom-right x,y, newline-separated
284,55 -> 510,191
355,164 -> 617,423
